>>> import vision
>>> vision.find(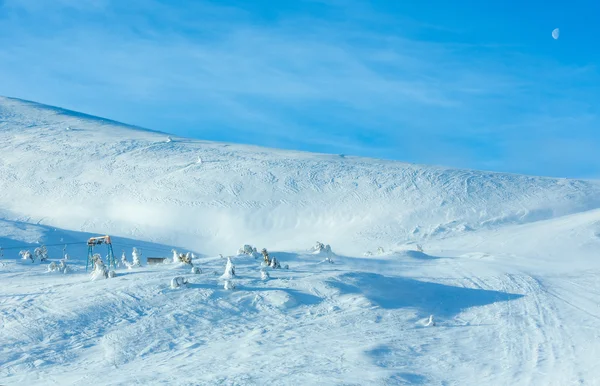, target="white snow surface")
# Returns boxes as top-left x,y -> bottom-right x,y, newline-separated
1,96 -> 600,385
